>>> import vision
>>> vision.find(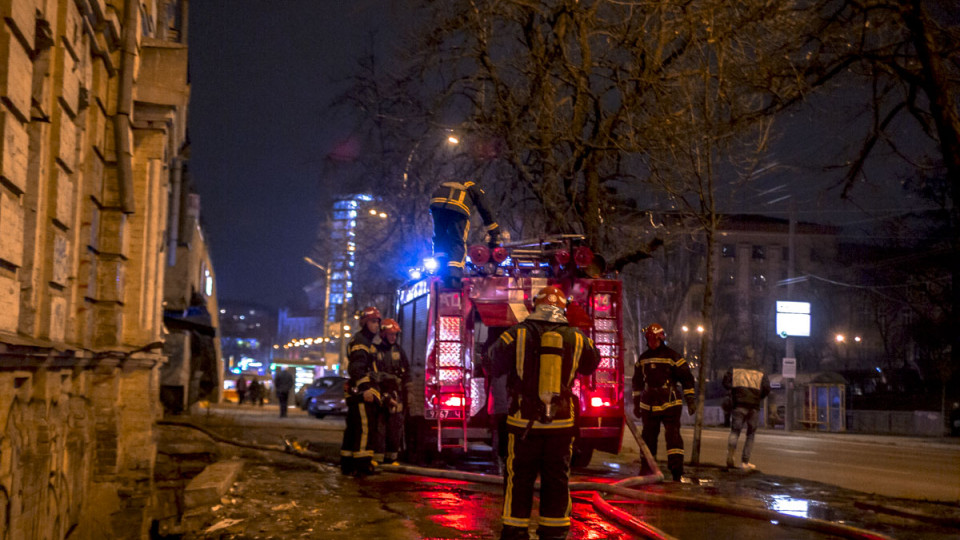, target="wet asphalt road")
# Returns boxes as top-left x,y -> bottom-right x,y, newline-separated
170,403 -> 960,539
